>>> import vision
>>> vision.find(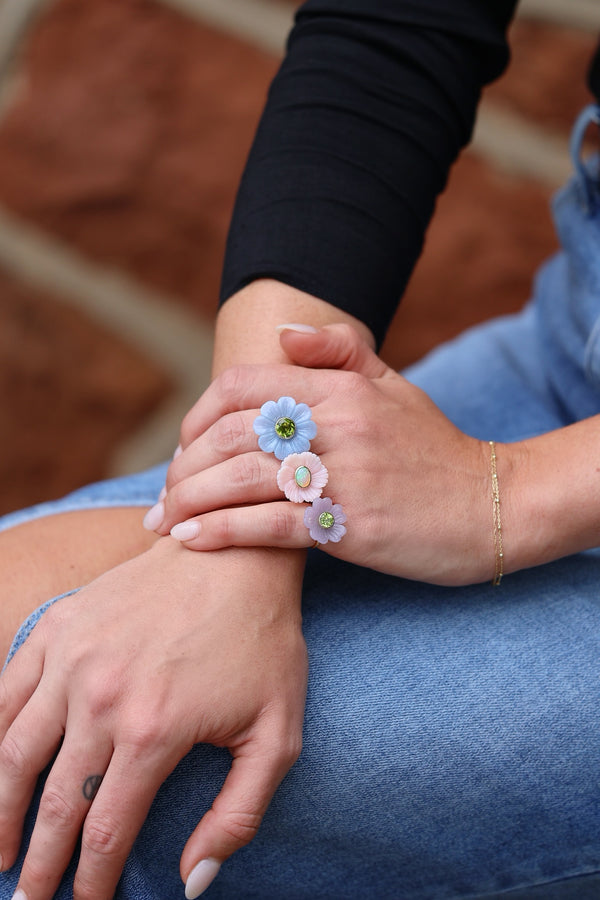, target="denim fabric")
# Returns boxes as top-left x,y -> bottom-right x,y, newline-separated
0,463 -> 169,535
2,125 -> 600,898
